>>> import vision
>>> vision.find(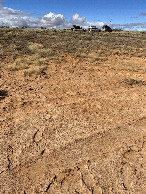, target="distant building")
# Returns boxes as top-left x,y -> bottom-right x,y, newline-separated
41,26 -> 46,29
71,25 -> 82,31
102,25 -> 112,32
88,26 -> 100,32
